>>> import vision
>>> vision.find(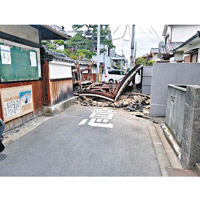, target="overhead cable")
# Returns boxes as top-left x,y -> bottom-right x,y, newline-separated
137,26 -> 158,44
150,25 -> 162,41
113,25 -> 128,40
